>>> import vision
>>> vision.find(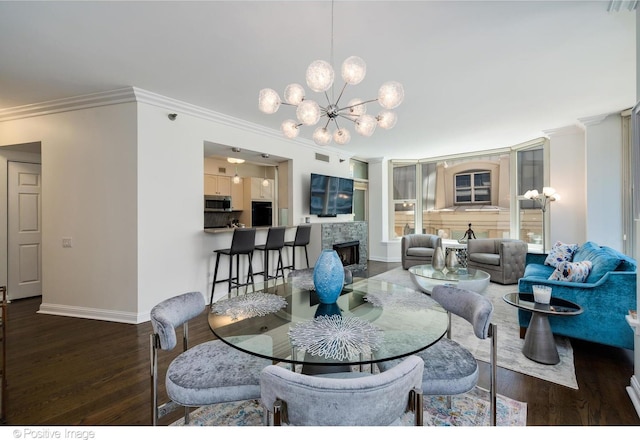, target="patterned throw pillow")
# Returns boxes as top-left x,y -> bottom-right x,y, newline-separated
549,260 -> 593,283
544,241 -> 579,268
